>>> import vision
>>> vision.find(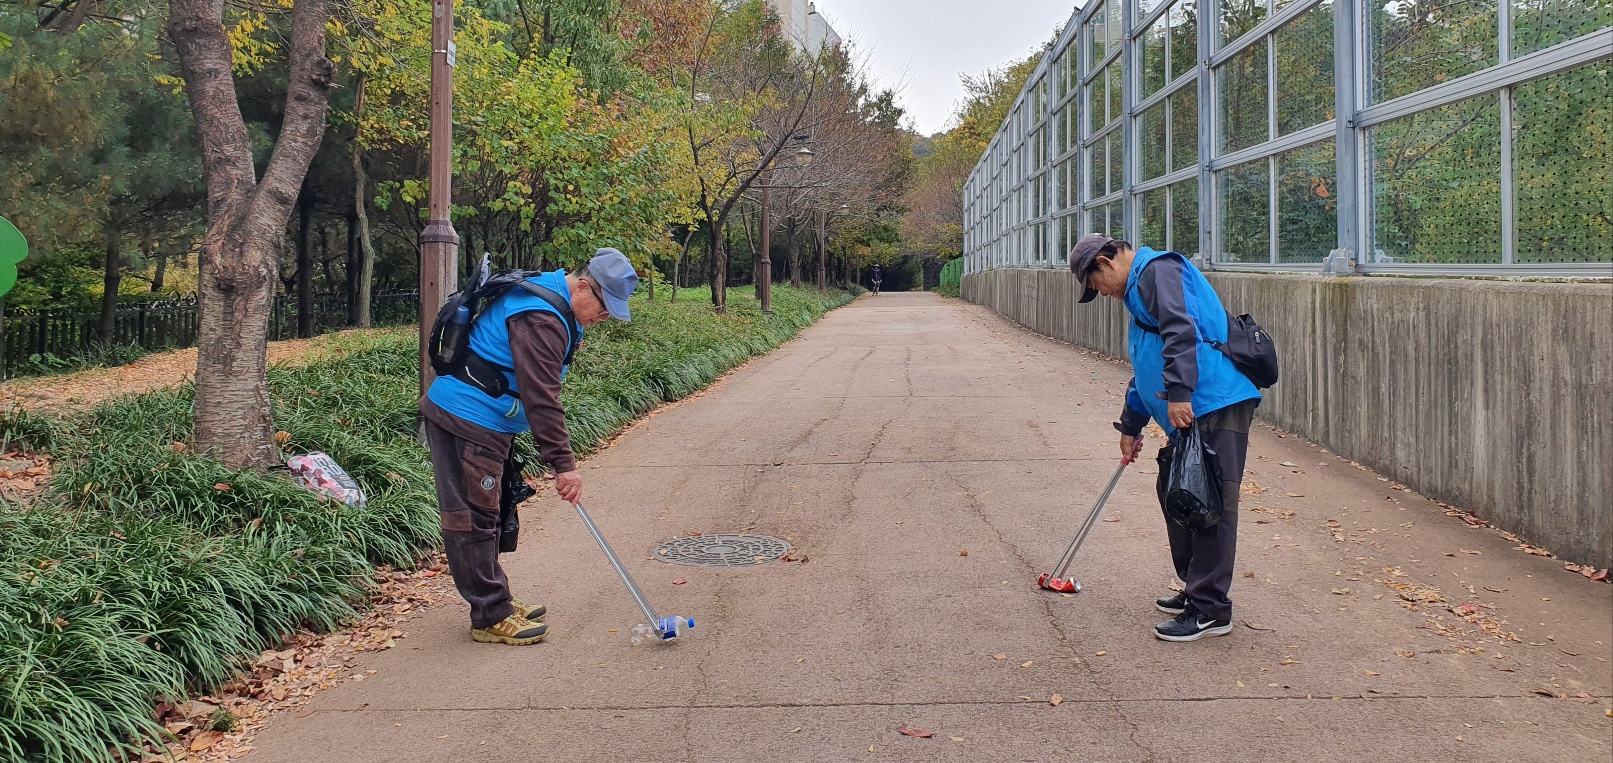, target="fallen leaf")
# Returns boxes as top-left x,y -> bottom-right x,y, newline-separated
896,724 -> 934,739
1285,493 -> 1305,498
992,654 -> 1006,660
1050,693 -> 1064,706
189,731 -> 224,752
950,736 -> 966,742
1243,572 -> 1256,578
1236,681 -> 1246,688
1020,660 -> 1034,668
1102,516 -> 1120,522
1279,658 -> 1300,665
672,579 -> 686,585
1280,461 -> 1297,467
213,483 -> 231,491
1095,651 -> 1107,657
1331,588 -> 1350,595
1397,651 -> 1415,658
1591,569 -> 1610,582
790,727 -> 802,733
1364,670 -> 1381,676
1242,620 -> 1275,632
957,549 -> 969,557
